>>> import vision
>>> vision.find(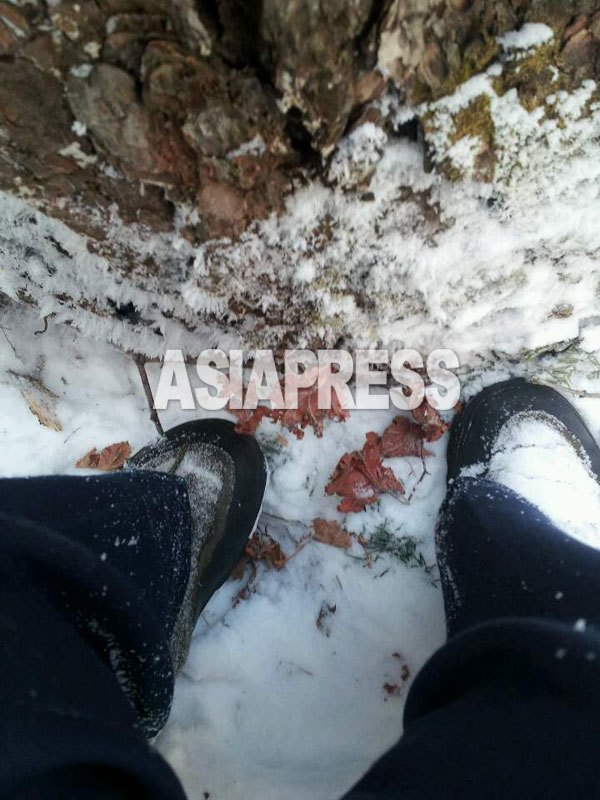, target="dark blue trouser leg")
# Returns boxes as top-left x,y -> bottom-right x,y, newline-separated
344,478 -> 600,799
0,474 -> 188,799
3,473 -> 600,799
